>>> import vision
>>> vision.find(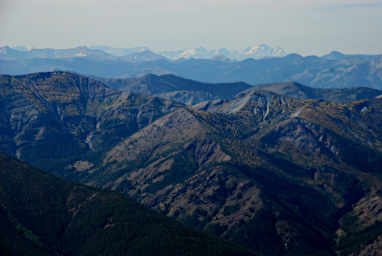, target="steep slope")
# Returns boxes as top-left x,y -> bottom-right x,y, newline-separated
99,74 -> 252,105
0,71 -> 182,174
1,72 -> 382,256
81,91 -> 382,256
195,91 -> 382,256
94,114 -> 334,255
0,154 -> 251,256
